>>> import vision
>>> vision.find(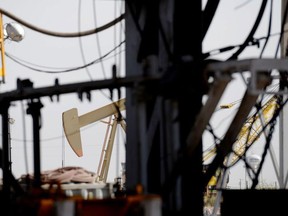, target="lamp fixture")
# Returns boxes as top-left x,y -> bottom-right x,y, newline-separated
0,15 -> 25,83
4,22 -> 25,42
